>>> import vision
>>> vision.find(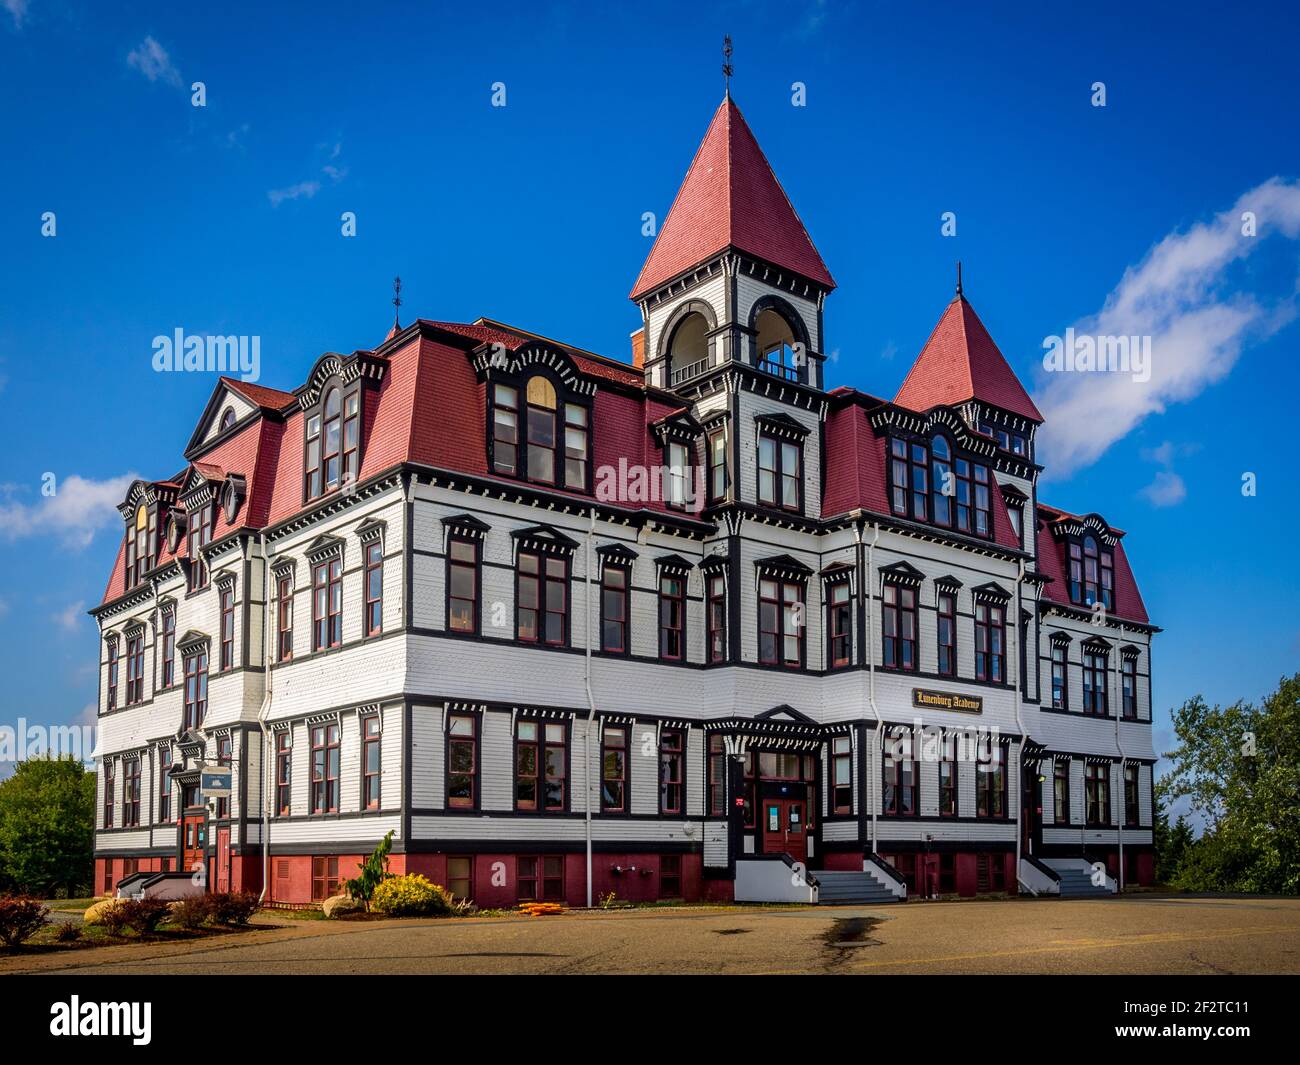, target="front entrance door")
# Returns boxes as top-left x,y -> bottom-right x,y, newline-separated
180,809 -> 207,884
761,799 -> 807,861
216,828 -> 231,892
